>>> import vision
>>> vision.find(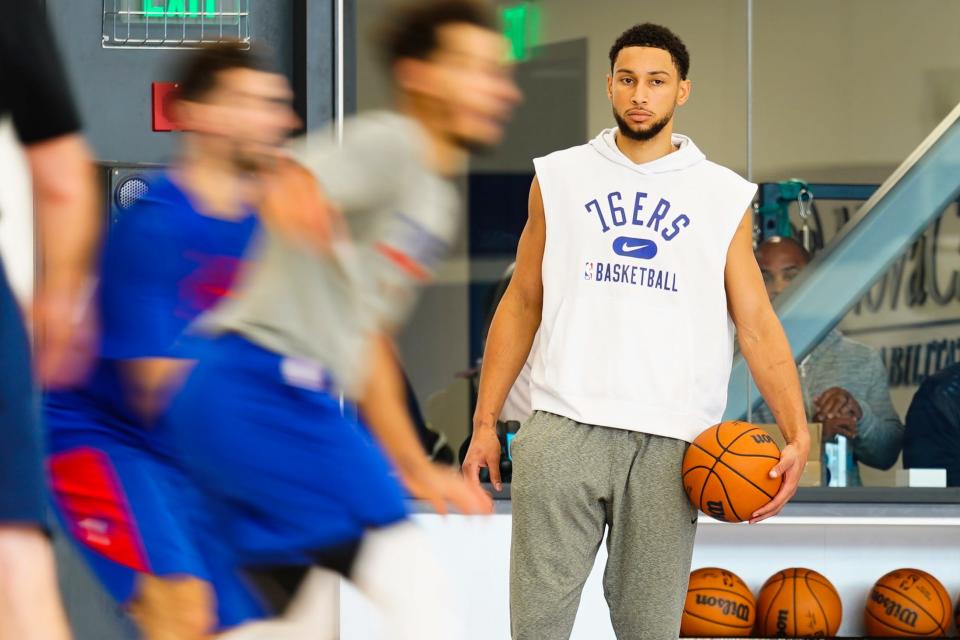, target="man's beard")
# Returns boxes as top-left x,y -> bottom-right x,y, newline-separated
612,106 -> 673,141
